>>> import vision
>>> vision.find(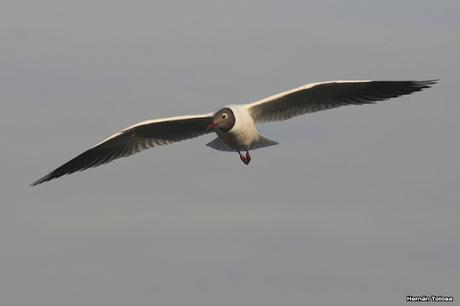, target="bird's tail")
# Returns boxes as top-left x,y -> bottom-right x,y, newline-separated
206,134 -> 278,152
250,134 -> 279,150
